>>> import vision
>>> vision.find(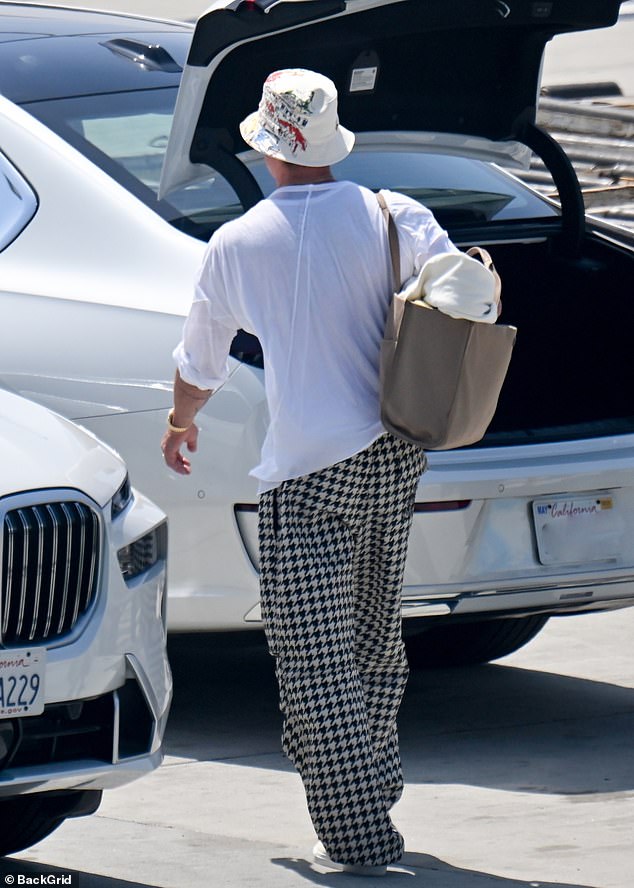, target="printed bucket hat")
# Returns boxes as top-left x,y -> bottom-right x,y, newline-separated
240,68 -> 355,167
